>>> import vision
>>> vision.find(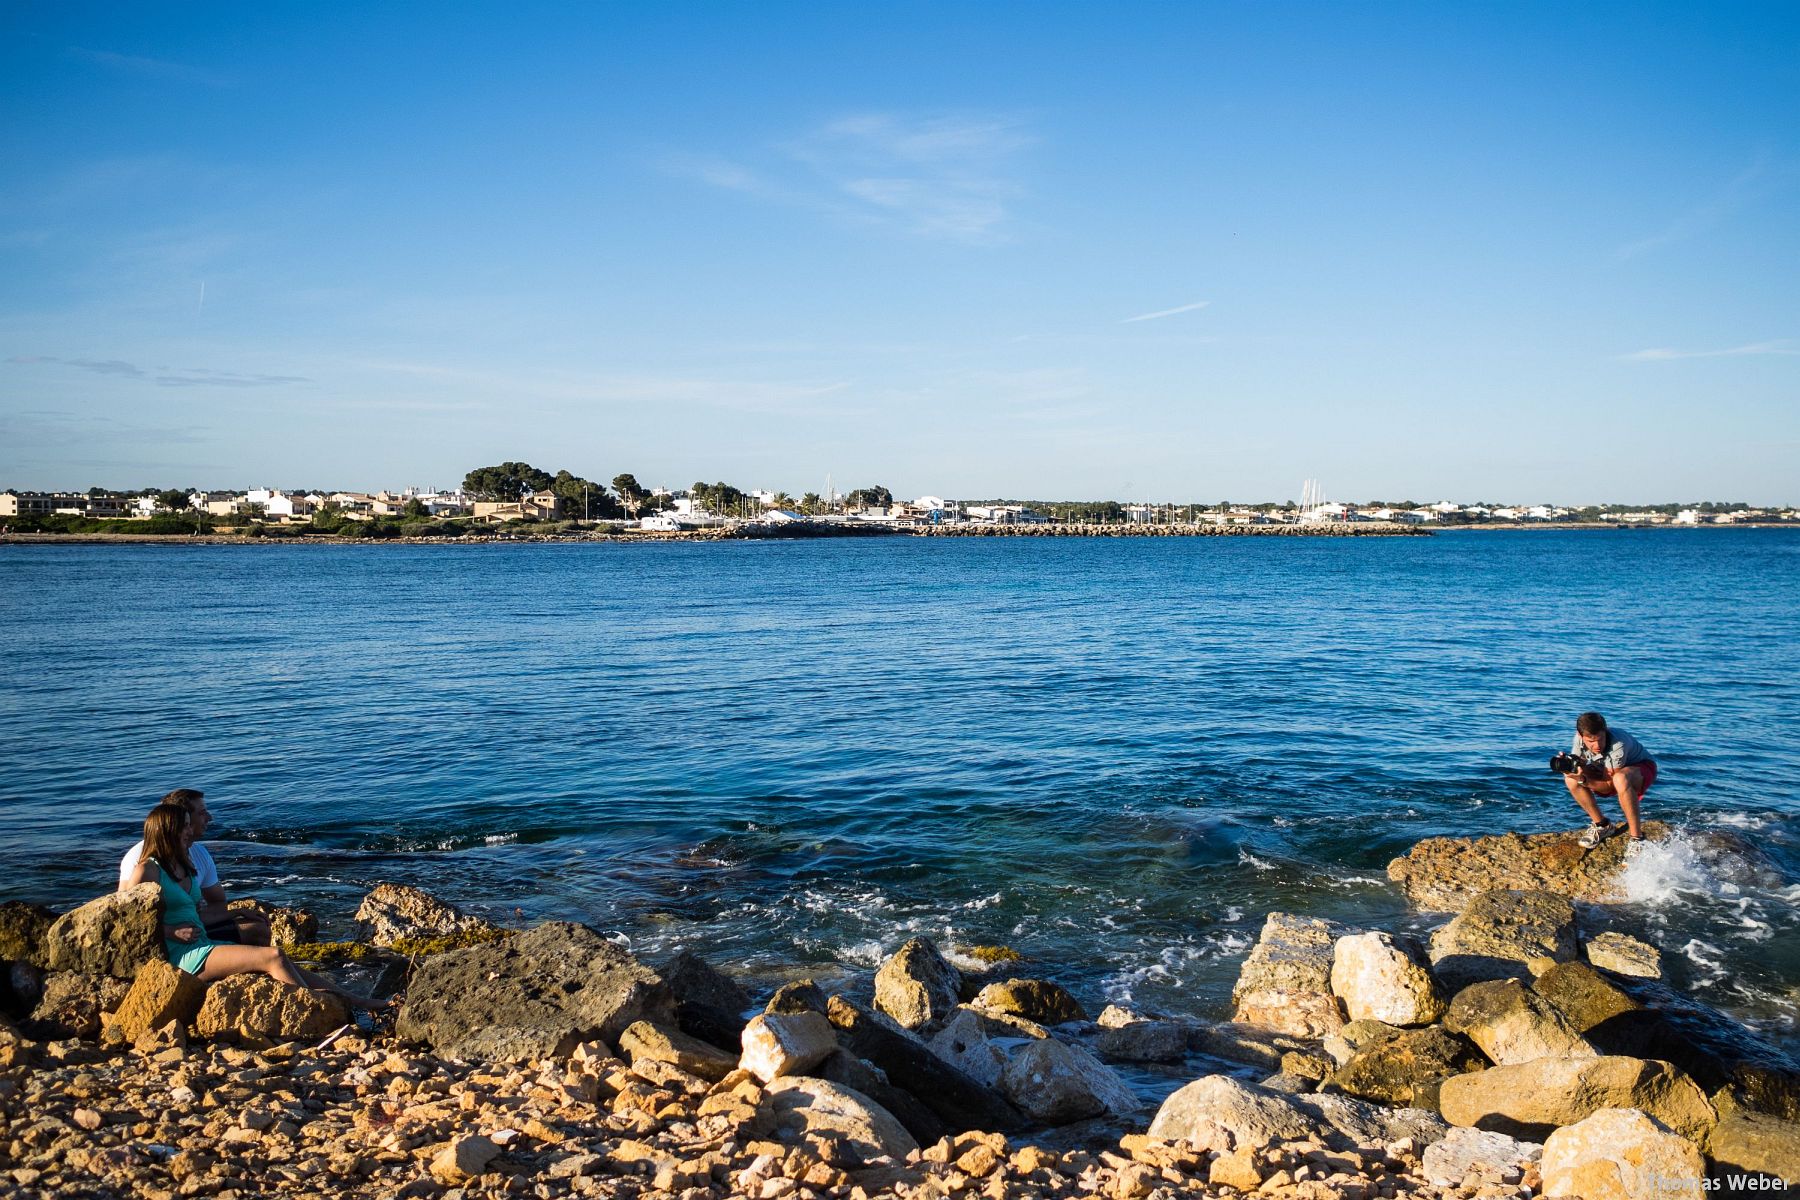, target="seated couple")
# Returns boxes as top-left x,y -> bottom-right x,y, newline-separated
118,789 -> 386,1012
